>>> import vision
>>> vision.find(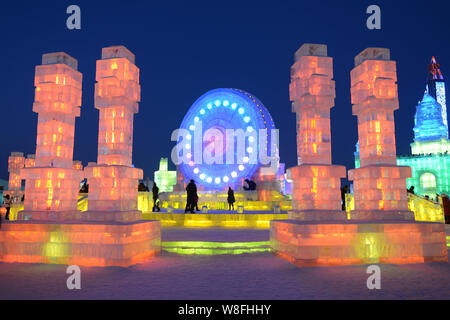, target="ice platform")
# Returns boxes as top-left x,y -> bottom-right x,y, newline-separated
143,210 -> 288,229
270,219 -> 447,267
0,220 -> 161,267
